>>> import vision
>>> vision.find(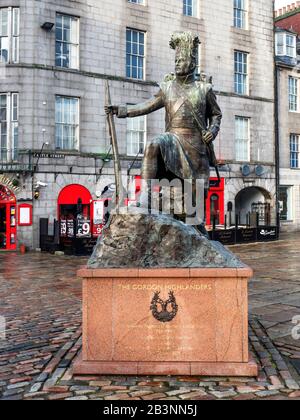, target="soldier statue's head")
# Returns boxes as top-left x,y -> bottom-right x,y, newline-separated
170,32 -> 200,77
